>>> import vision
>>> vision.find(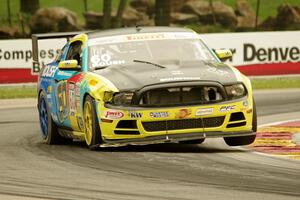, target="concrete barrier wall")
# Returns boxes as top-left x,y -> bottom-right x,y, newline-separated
0,31 -> 300,83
